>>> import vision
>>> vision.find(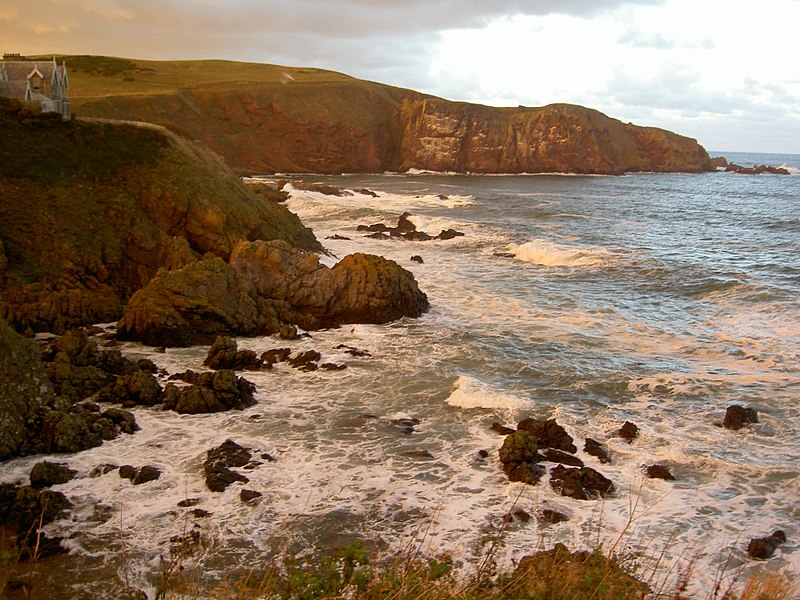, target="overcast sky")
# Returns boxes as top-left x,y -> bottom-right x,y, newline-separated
4,0 -> 799,153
